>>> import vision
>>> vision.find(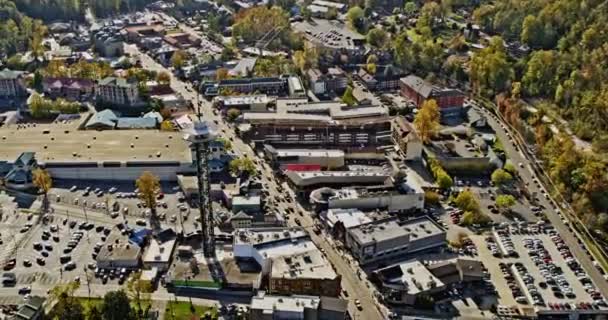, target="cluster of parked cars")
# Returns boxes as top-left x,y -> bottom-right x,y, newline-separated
495,228 -> 518,257
94,266 -> 131,284
549,233 -> 606,305
449,209 -> 463,225
485,236 -> 500,257
499,262 -> 525,302
513,263 -> 544,306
